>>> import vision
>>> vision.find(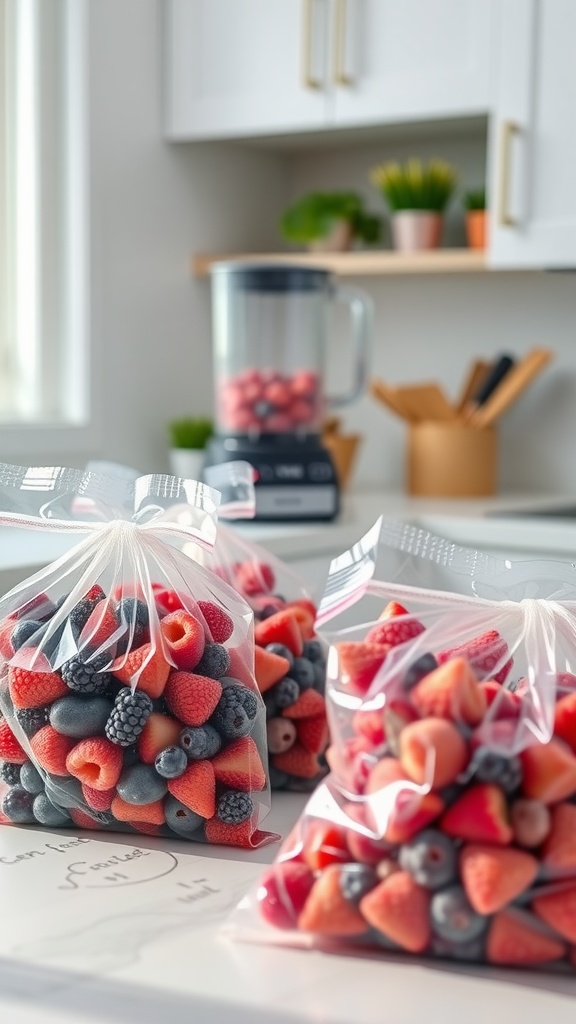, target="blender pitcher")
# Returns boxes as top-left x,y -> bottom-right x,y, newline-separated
206,262 -> 372,521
